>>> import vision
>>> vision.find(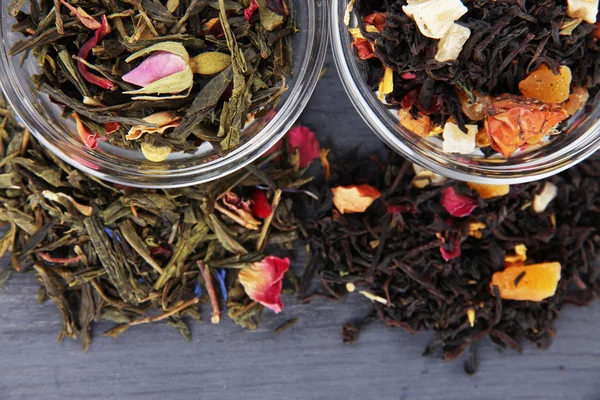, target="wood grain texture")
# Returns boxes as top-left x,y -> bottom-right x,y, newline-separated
1,54 -> 600,400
